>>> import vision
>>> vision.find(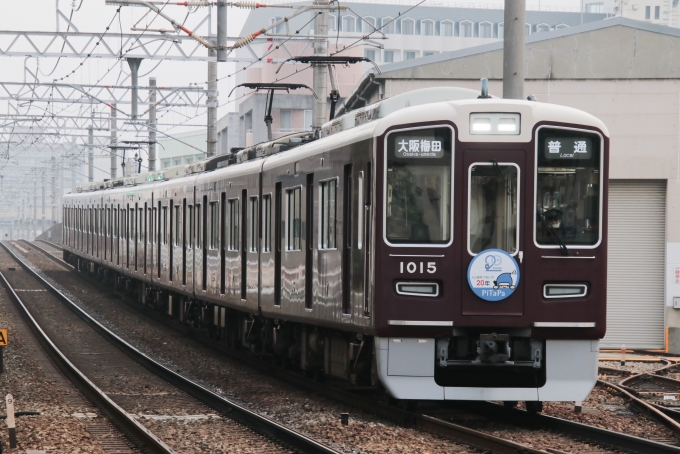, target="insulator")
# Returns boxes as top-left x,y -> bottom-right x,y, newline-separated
230,1 -> 265,8
232,34 -> 255,48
